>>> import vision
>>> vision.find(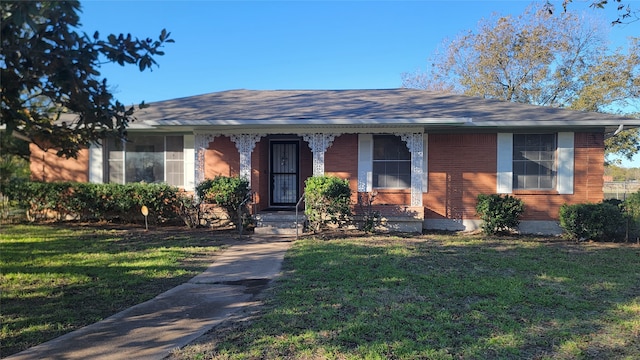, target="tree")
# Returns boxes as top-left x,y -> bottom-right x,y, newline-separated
547,0 -> 639,25
1,1 -> 174,158
402,4 -> 640,161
